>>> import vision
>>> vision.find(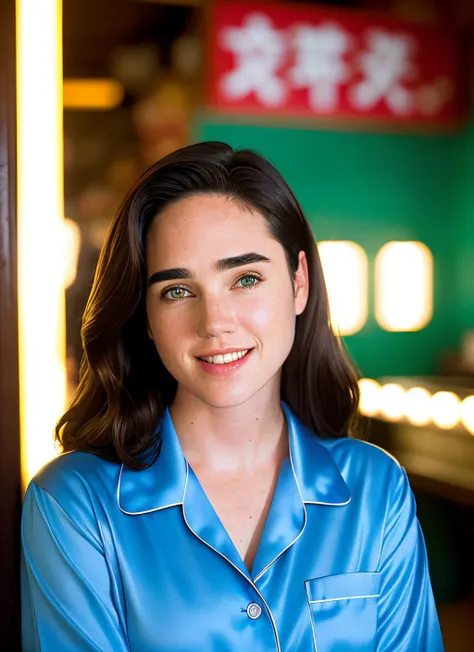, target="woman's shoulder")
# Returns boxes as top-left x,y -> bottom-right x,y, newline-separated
26,450 -> 121,512
318,435 -> 406,497
322,436 -> 400,468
